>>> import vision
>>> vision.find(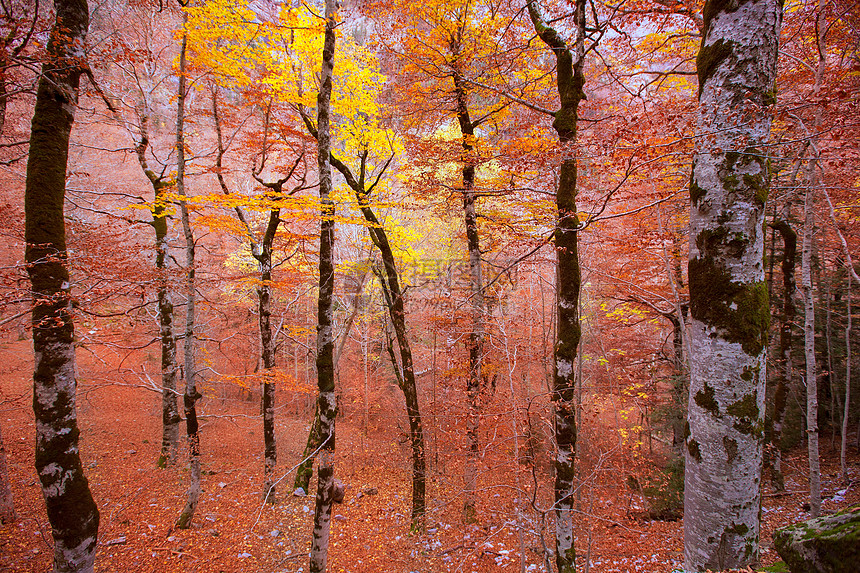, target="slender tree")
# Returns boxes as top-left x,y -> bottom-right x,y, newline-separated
684,0 -> 781,569
133,109 -> 181,469
309,0 -> 338,570
175,7 -> 201,529
527,1 -> 587,570
770,219 -> 796,491
212,91 -> 307,502
0,425 -> 15,523
328,150 -> 427,529
24,0 -> 100,570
